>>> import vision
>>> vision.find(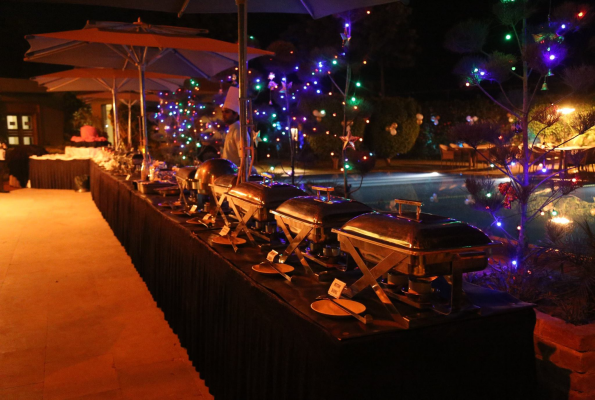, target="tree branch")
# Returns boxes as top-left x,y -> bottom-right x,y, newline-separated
476,84 -> 520,118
